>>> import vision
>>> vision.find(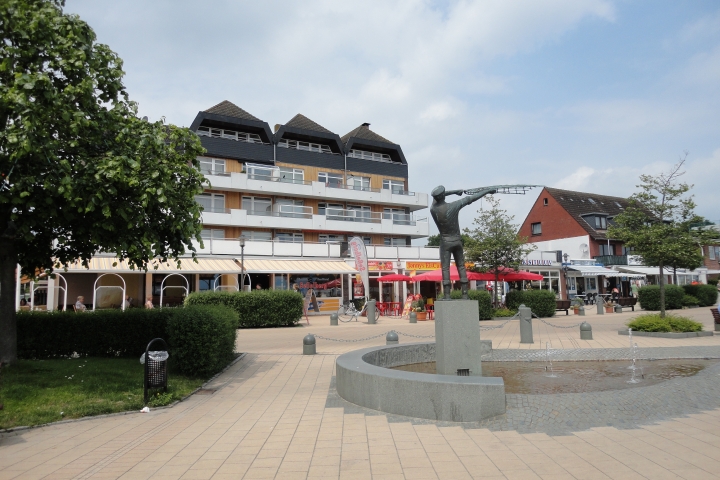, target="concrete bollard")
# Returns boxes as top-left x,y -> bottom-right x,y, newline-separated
580,322 -> 593,340
518,304 -> 533,344
330,313 -> 338,326
409,311 -> 417,323
579,305 -> 585,316
596,300 -> 604,315
386,331 -> 399,345
367,299 -> 377,324
303,334 -> 316,355
614,304 -> 622,313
